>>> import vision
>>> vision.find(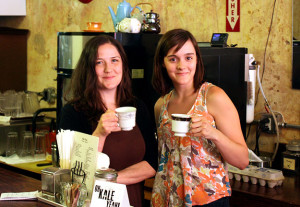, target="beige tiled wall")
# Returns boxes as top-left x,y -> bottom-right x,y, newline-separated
0,0 -> 299,153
